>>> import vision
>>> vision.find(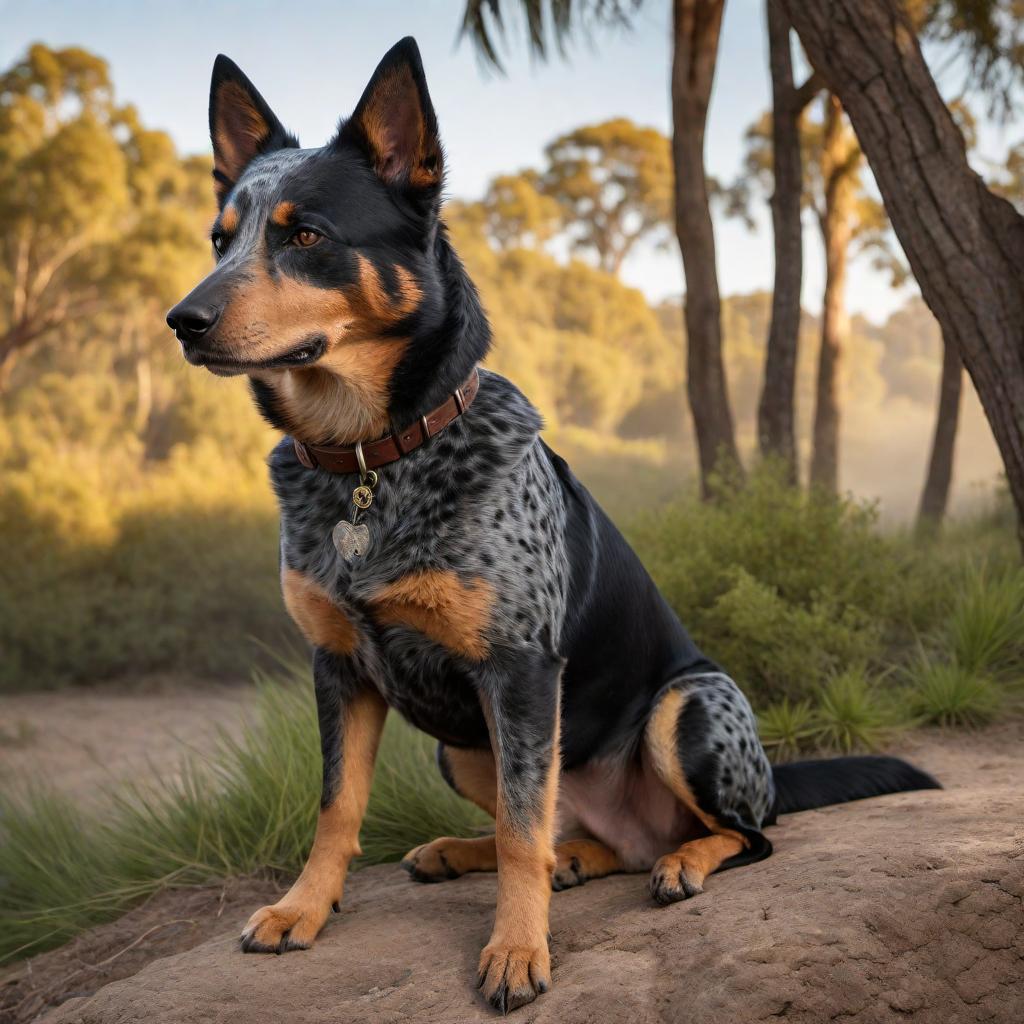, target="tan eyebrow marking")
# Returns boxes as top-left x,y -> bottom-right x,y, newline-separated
220,204 -> 239,232
271,201 -> 296,227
